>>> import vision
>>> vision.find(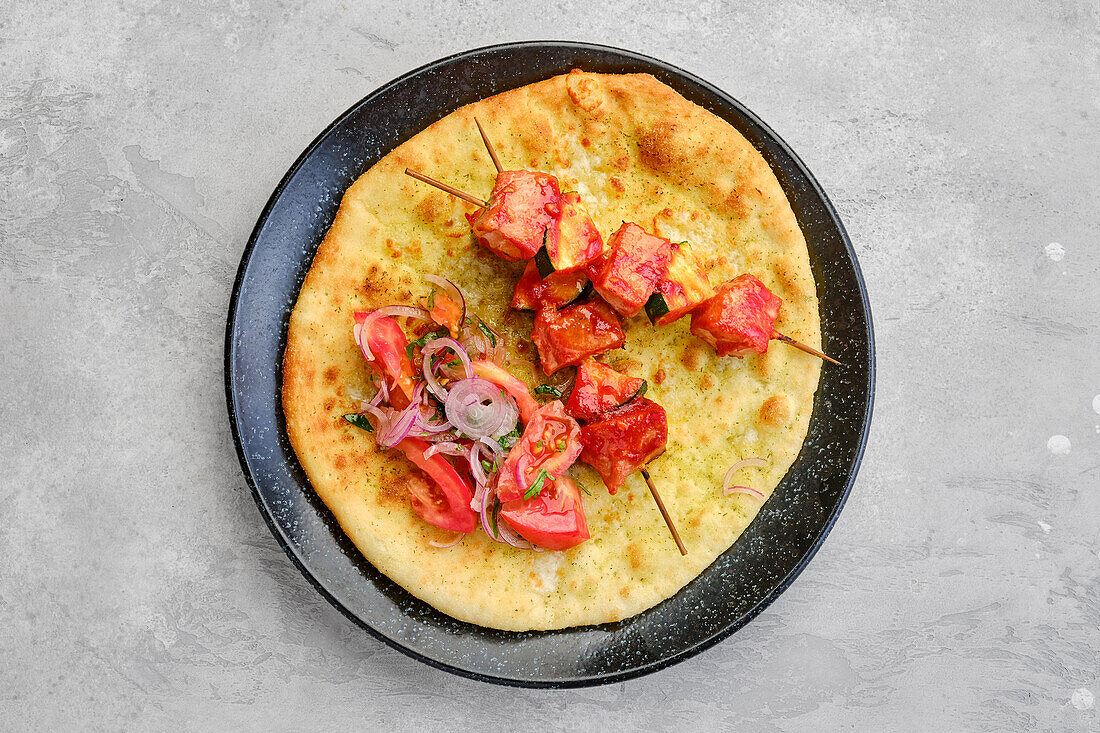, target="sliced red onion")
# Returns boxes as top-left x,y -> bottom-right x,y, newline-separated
416,411 -> 453,434
360,403 -> 389,435
445,377 -> 519,440
722,457 -> 768,498
514,451 -> 534,491
368,376 -> 388,408
428,533 -> 465,549
378,403 -> 419,448
373,382 -> 426,447
724,485 -> 766,499
421,337 -> 473,401
424,441 -> 466,459
469,442 -> 488,485
424,274 -> 466,325
495,513 -> 536,550
479,437 -> 504,464
471,476 -> 488,512
726,457 -> 768,473
479,475 -> 499,540
461,331 -> 490,360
